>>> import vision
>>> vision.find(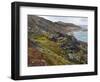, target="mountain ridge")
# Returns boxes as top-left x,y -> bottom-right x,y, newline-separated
28,15 -> 82,35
